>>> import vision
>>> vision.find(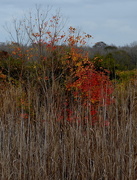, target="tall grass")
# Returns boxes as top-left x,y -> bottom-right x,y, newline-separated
0,80 -> 137,180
